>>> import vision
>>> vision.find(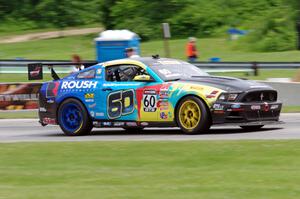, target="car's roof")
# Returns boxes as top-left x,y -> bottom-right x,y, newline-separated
98,57 -> 183,69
